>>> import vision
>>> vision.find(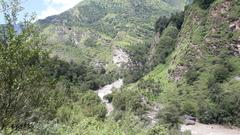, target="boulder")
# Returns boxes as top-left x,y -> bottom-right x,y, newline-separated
182,115 -> 197,125
184,119 -> 196,125
184,115 -> 197,121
